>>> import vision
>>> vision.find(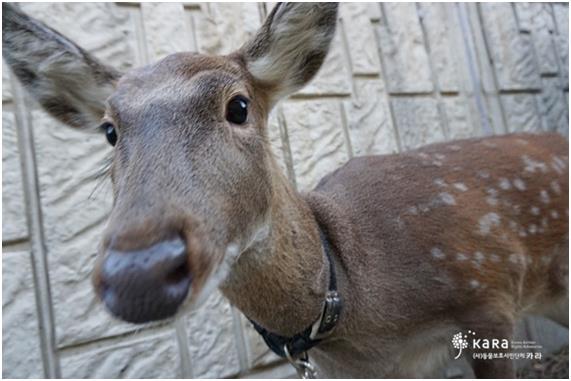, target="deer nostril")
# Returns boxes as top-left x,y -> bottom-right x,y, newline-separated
166,262 -> 191,284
